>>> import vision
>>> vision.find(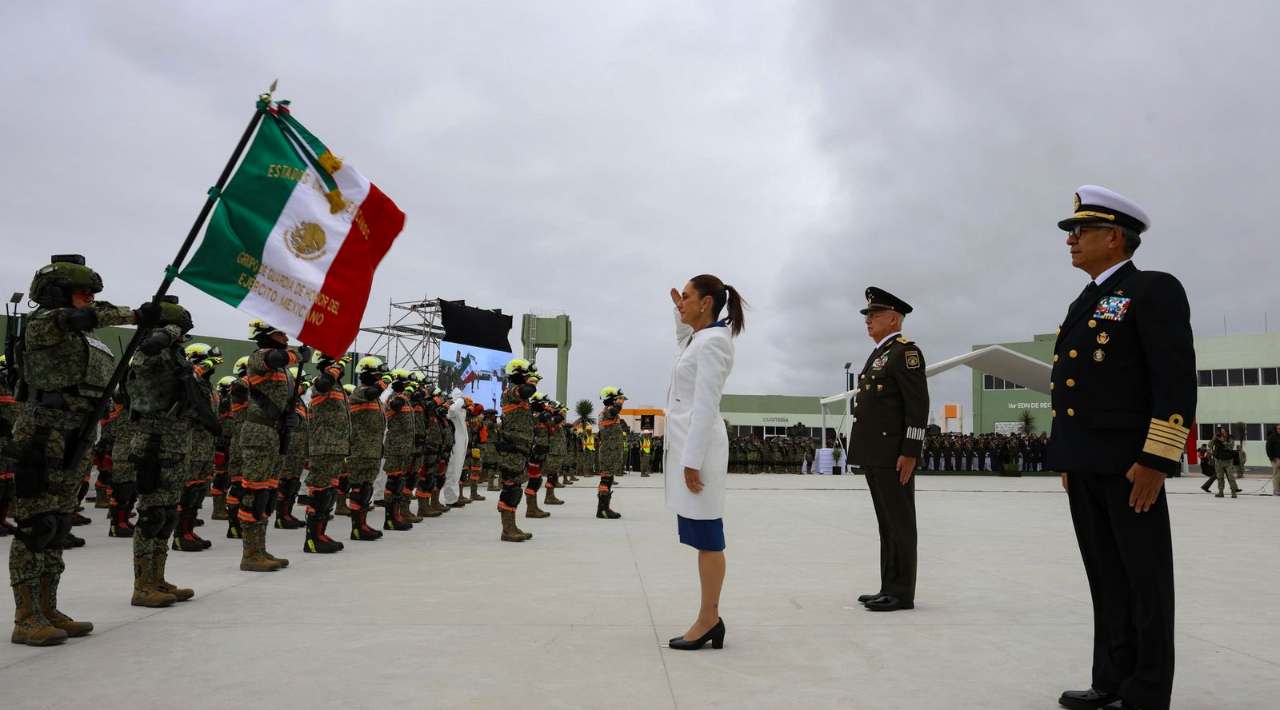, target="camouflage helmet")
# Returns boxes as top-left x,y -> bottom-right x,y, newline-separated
29,255 -> 103,307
